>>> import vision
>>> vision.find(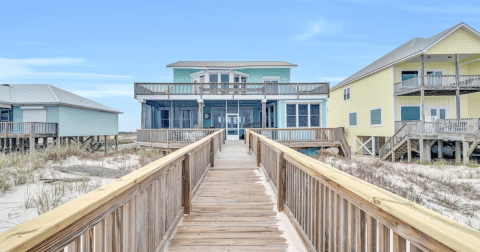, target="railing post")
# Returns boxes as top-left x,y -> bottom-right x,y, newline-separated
277,152 -> 286,212
29,123 -> 35,153
256,138 -> 261,167
296,83 -> 299,99
210,138 -> 214,167
182,152 -> 191,215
